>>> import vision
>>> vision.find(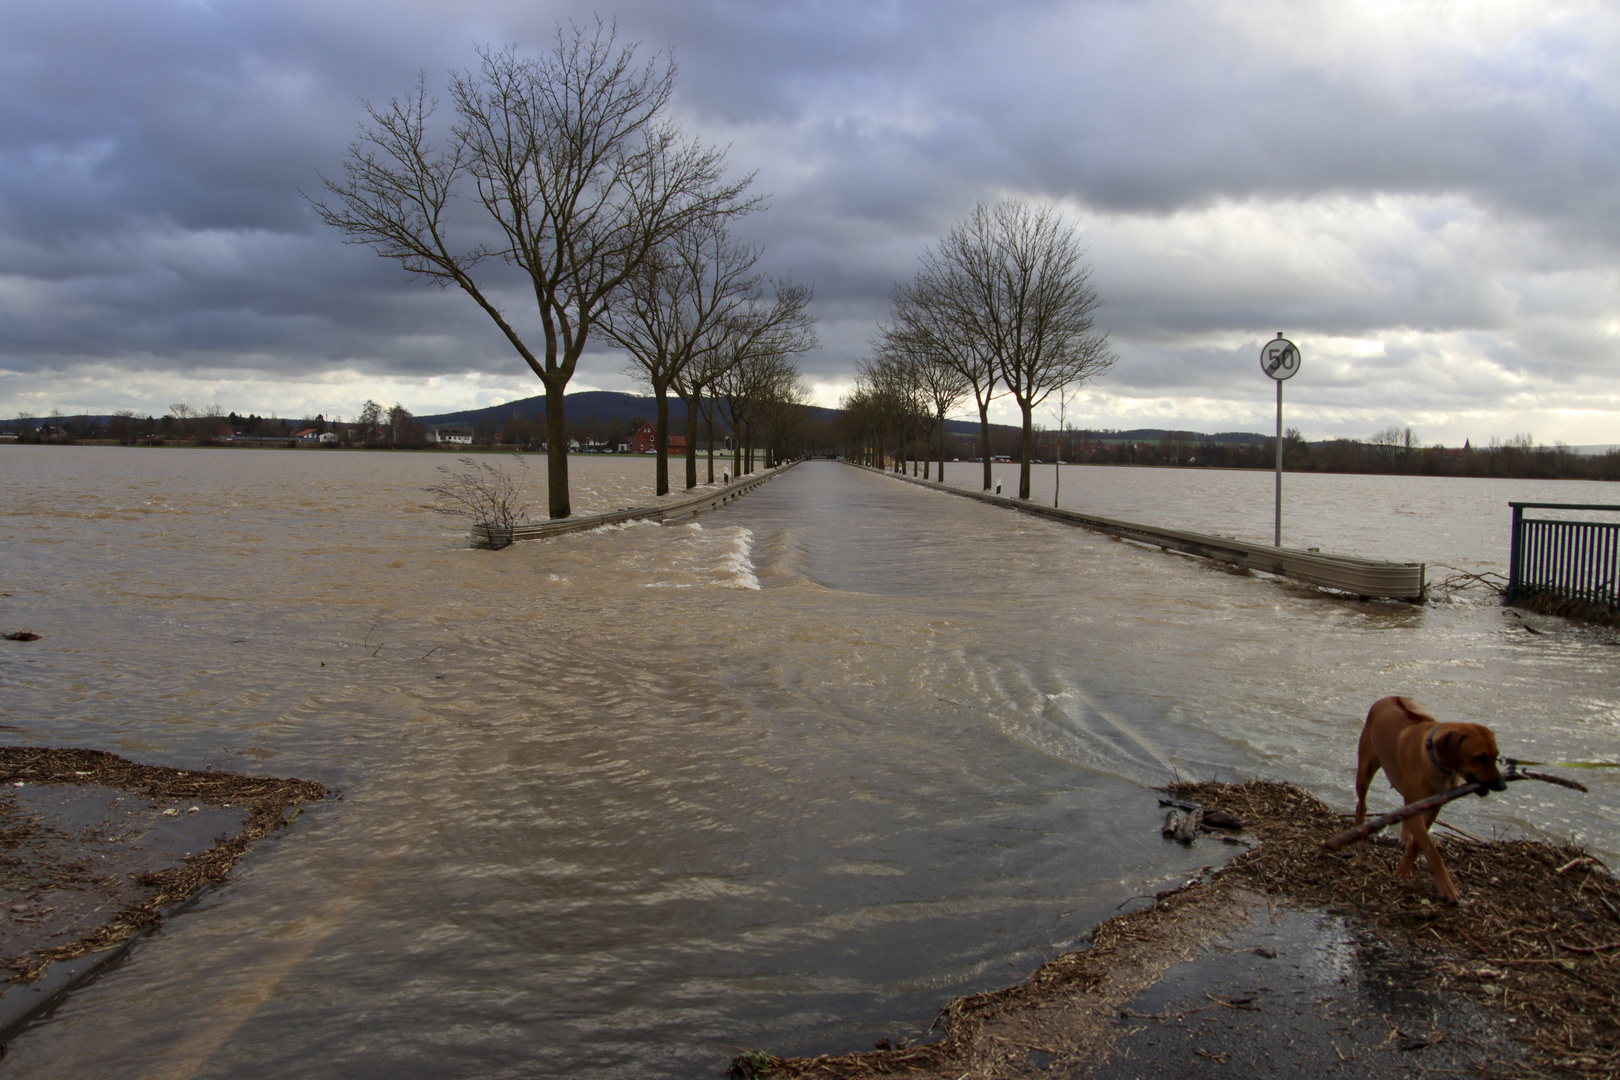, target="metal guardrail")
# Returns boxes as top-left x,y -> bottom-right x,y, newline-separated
1507,502 -> 1620,612
470,461 -> 795,548
862,464 -> 1426,600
